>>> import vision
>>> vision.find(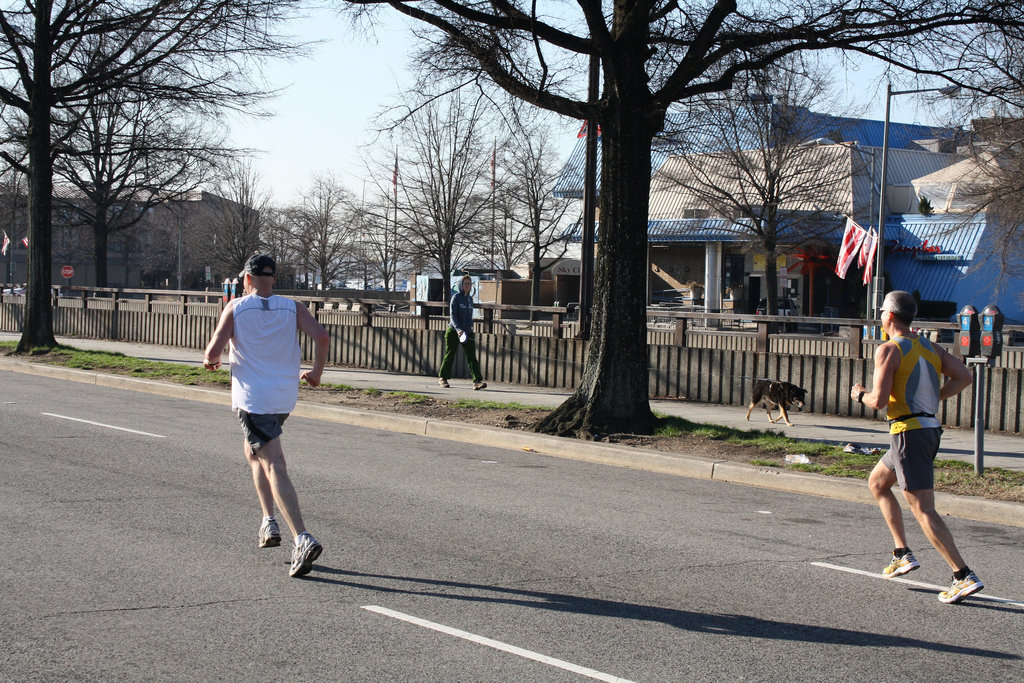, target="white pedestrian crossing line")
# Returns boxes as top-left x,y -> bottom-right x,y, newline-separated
42,412 -> 166,438
362,605 -> 635,682
811,562 -> 1024,606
